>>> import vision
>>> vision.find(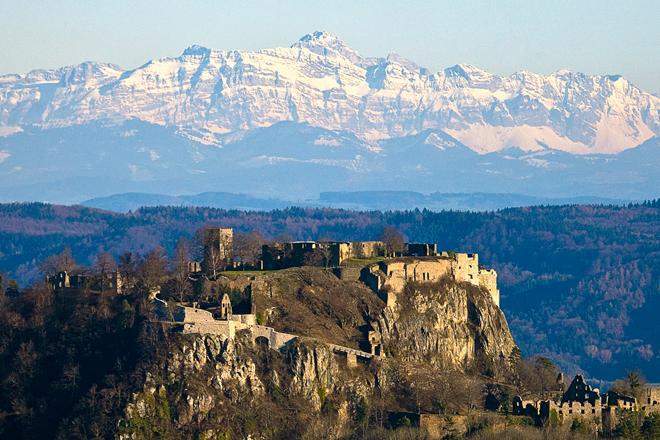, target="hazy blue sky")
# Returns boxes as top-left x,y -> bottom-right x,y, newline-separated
1,0 -> 658,92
